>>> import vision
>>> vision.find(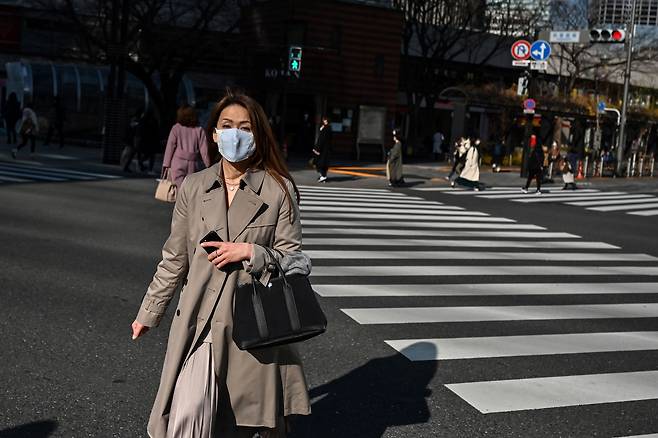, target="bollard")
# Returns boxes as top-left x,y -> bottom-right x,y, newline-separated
508,153 -> 513,166
584,156 -> 589,178
651,157 -> 655,177
548,162 -> 554,179
627,157 -> 632,177
639,157 -> 644,177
